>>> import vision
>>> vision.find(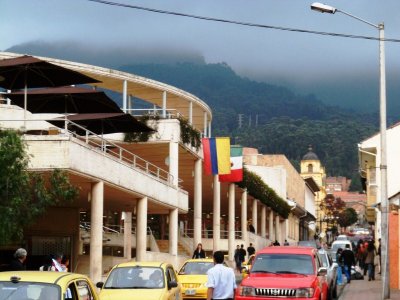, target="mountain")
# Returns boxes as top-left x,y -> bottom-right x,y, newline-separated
120,62 -> 377,187
3,43 -> 380,186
